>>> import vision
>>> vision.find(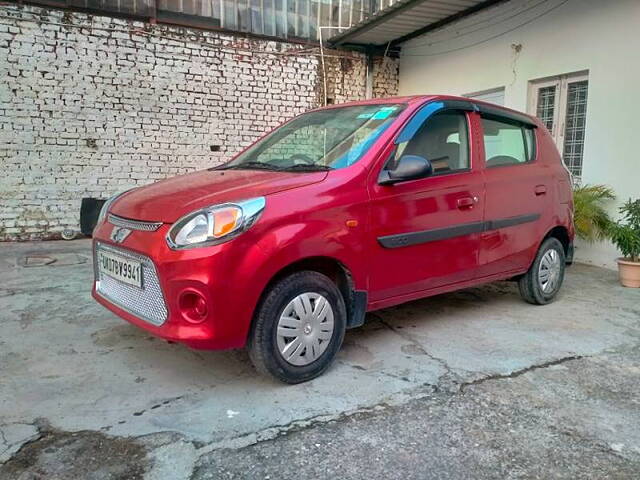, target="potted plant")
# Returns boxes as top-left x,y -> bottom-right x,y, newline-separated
610,198 -> 640,287
572,184 -> 615,242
